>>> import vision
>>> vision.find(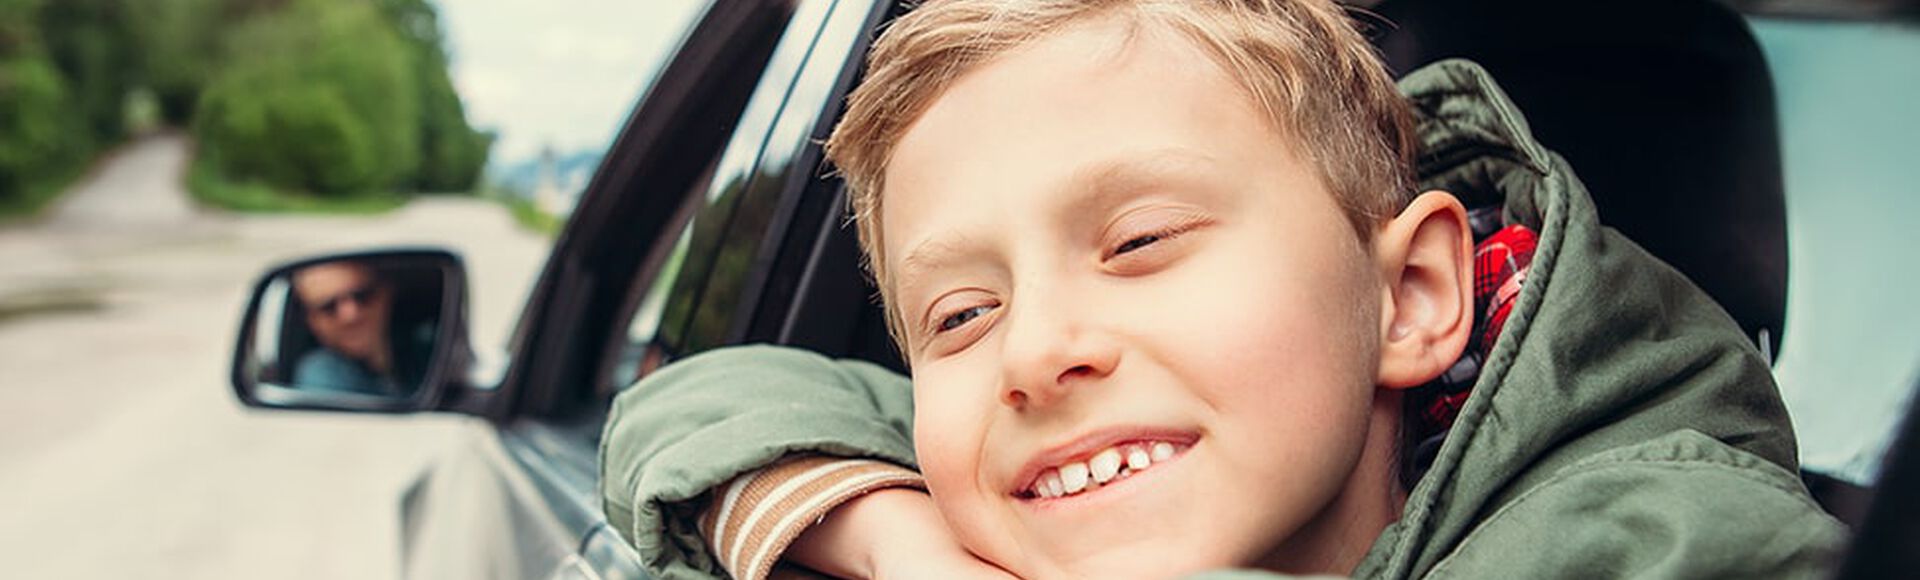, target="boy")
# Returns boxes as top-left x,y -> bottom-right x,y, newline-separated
600,0 -> 1844,578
